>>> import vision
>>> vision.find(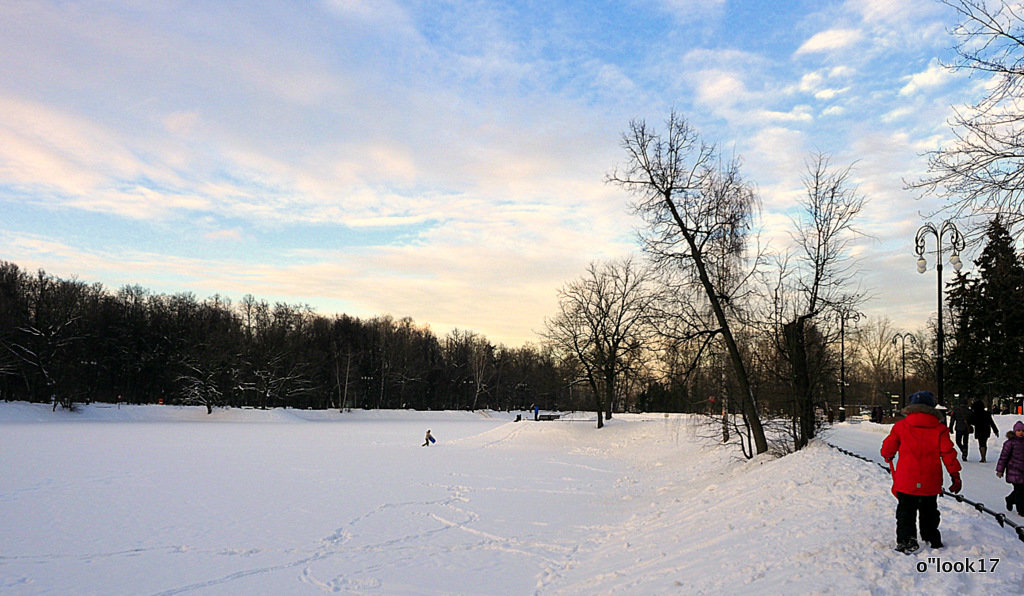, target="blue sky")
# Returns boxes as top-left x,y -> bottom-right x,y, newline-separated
0,0 -> 983,345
